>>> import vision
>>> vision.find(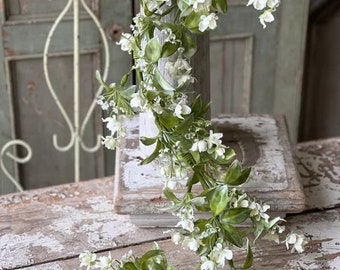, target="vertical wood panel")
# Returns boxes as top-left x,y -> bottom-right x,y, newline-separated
11,54 -> 103,189
210,34 -> 253,117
